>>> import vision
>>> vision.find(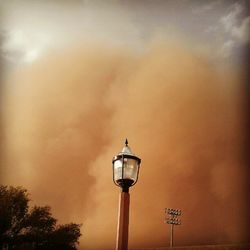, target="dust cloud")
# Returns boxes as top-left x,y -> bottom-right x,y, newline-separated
1,39 -> 248,249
